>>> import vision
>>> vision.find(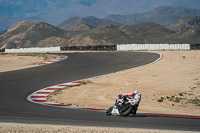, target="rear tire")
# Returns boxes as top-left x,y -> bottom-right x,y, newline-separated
106,107 -> 113,116
119,104 -> 132,117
